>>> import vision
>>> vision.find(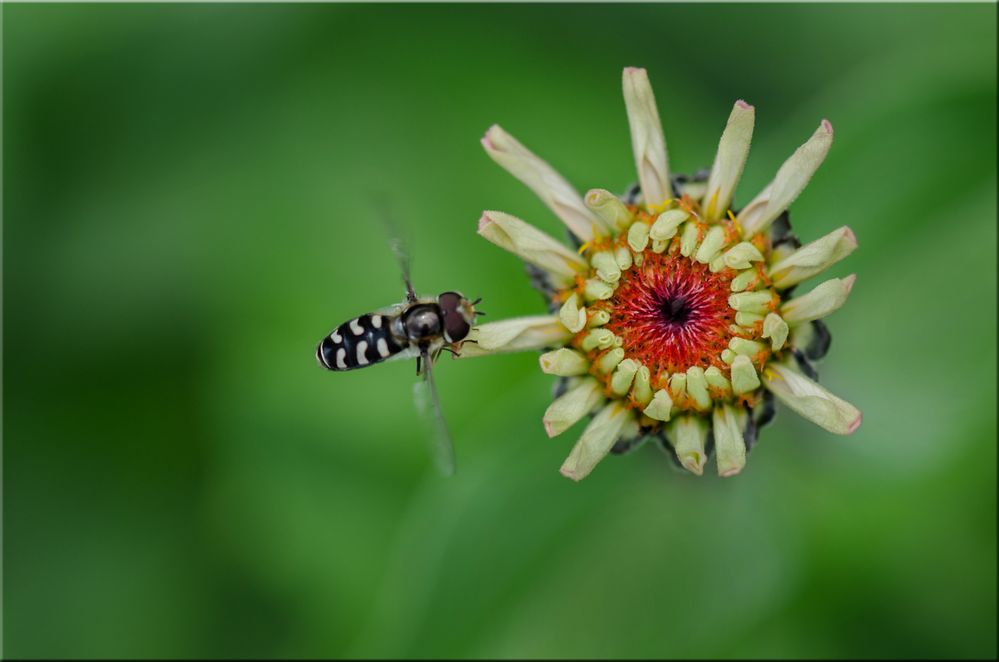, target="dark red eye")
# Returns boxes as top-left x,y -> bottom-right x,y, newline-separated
438,291 -> 471,342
